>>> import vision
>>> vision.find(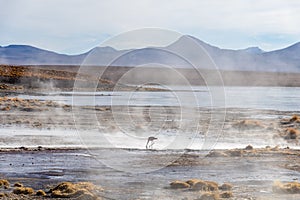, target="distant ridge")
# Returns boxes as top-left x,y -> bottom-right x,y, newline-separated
1,36 -> 300,72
